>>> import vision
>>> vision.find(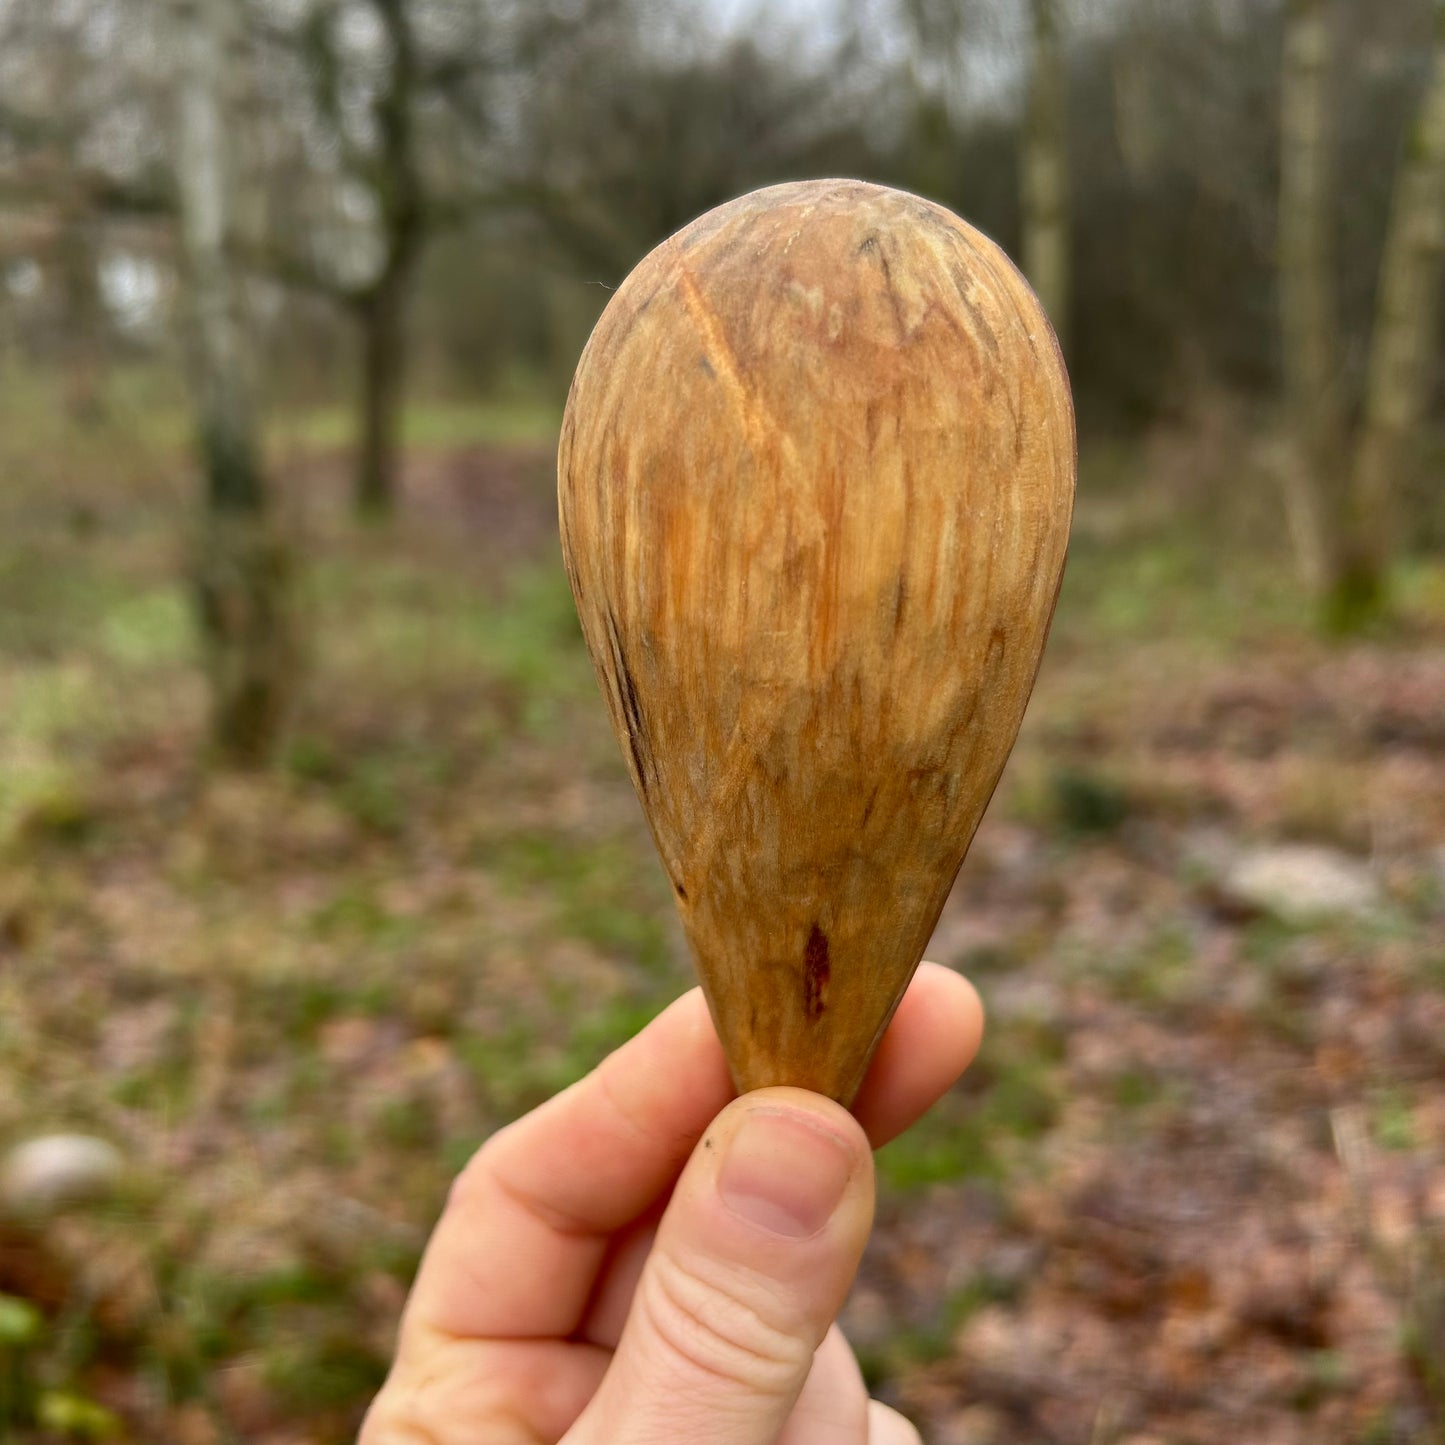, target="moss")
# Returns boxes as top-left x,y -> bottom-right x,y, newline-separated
1050,766 -> 1132,835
